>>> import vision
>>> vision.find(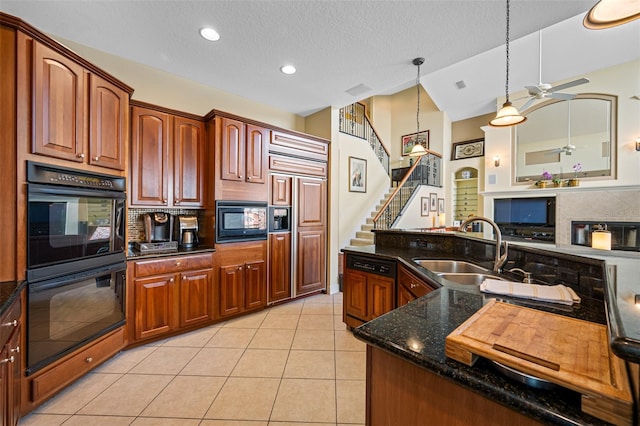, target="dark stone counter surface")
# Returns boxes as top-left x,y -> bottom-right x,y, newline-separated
0,280 -> 26,316
342,231 -> 631,426
127,244 -> 215,260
